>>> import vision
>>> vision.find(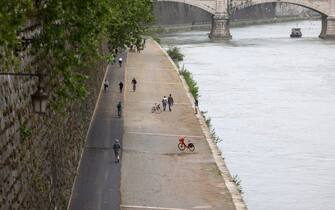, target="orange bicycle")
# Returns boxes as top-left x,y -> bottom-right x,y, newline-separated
178,136 -> 195,152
